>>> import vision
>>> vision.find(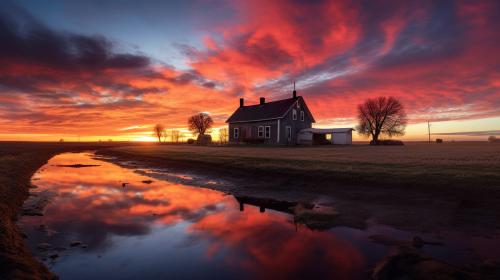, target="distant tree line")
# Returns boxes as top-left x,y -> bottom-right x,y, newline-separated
152,124 -> 183,143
